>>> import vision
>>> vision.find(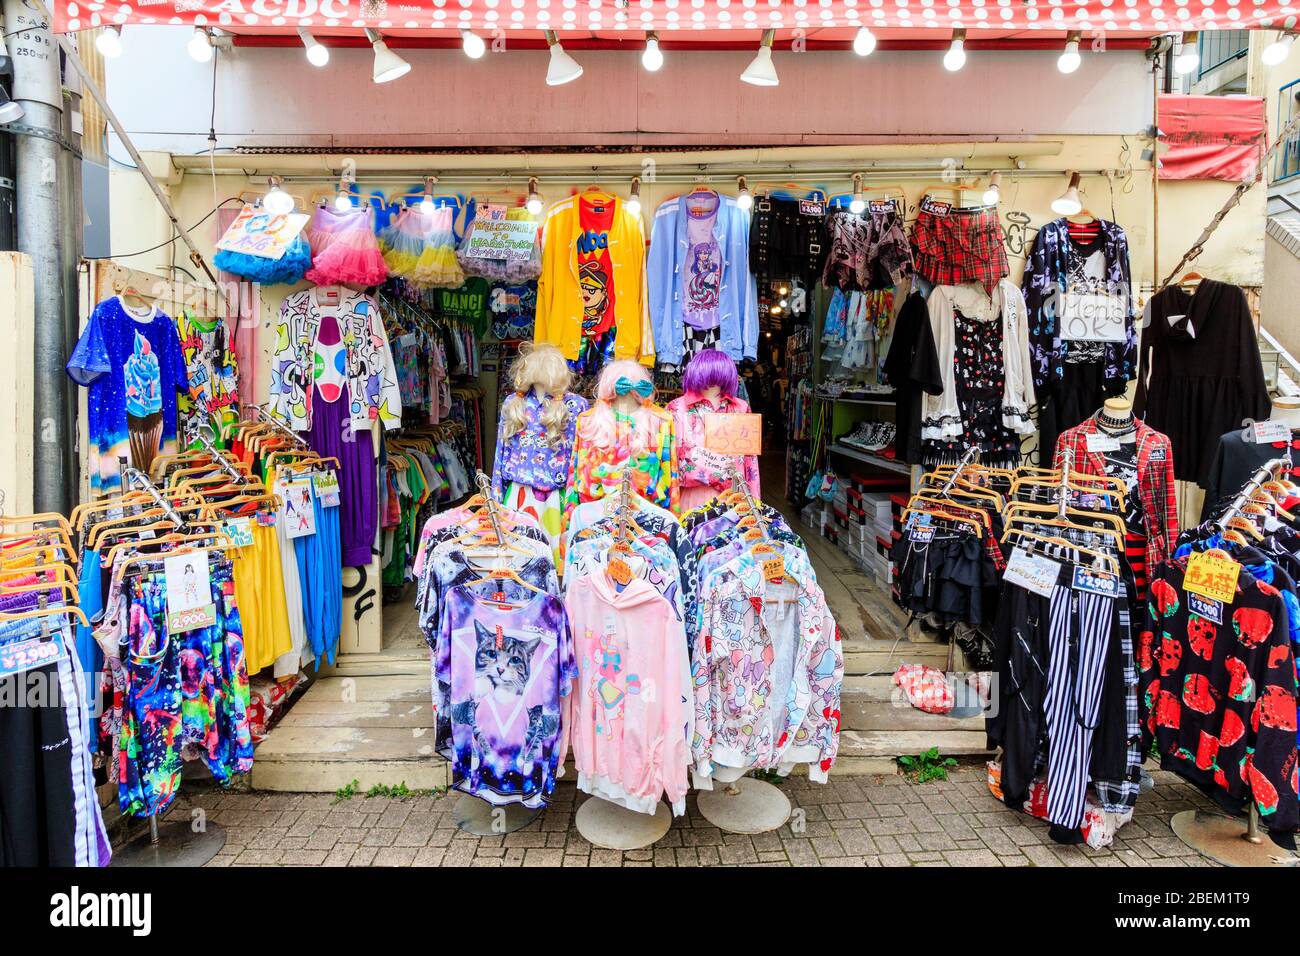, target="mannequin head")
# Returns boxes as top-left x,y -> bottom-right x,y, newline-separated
579,359 -> 658,453
682,349 -> 739,403
501,342 -> 575,442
